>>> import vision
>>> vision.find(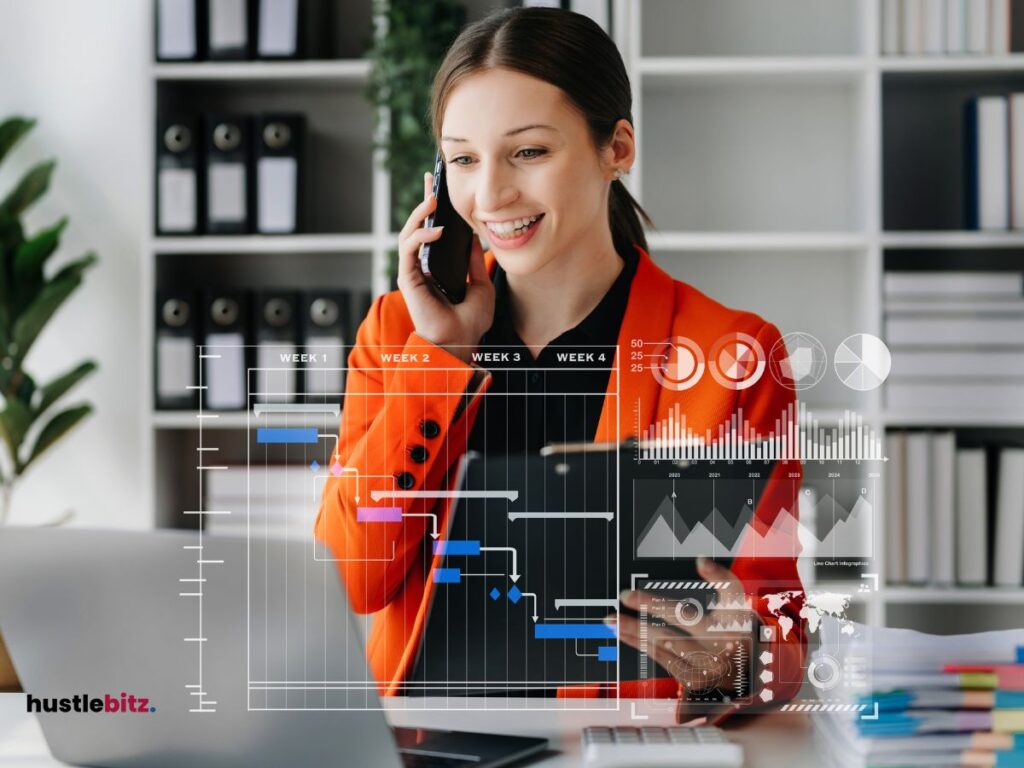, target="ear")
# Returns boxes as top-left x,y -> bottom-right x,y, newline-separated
602,118 -> 636,180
